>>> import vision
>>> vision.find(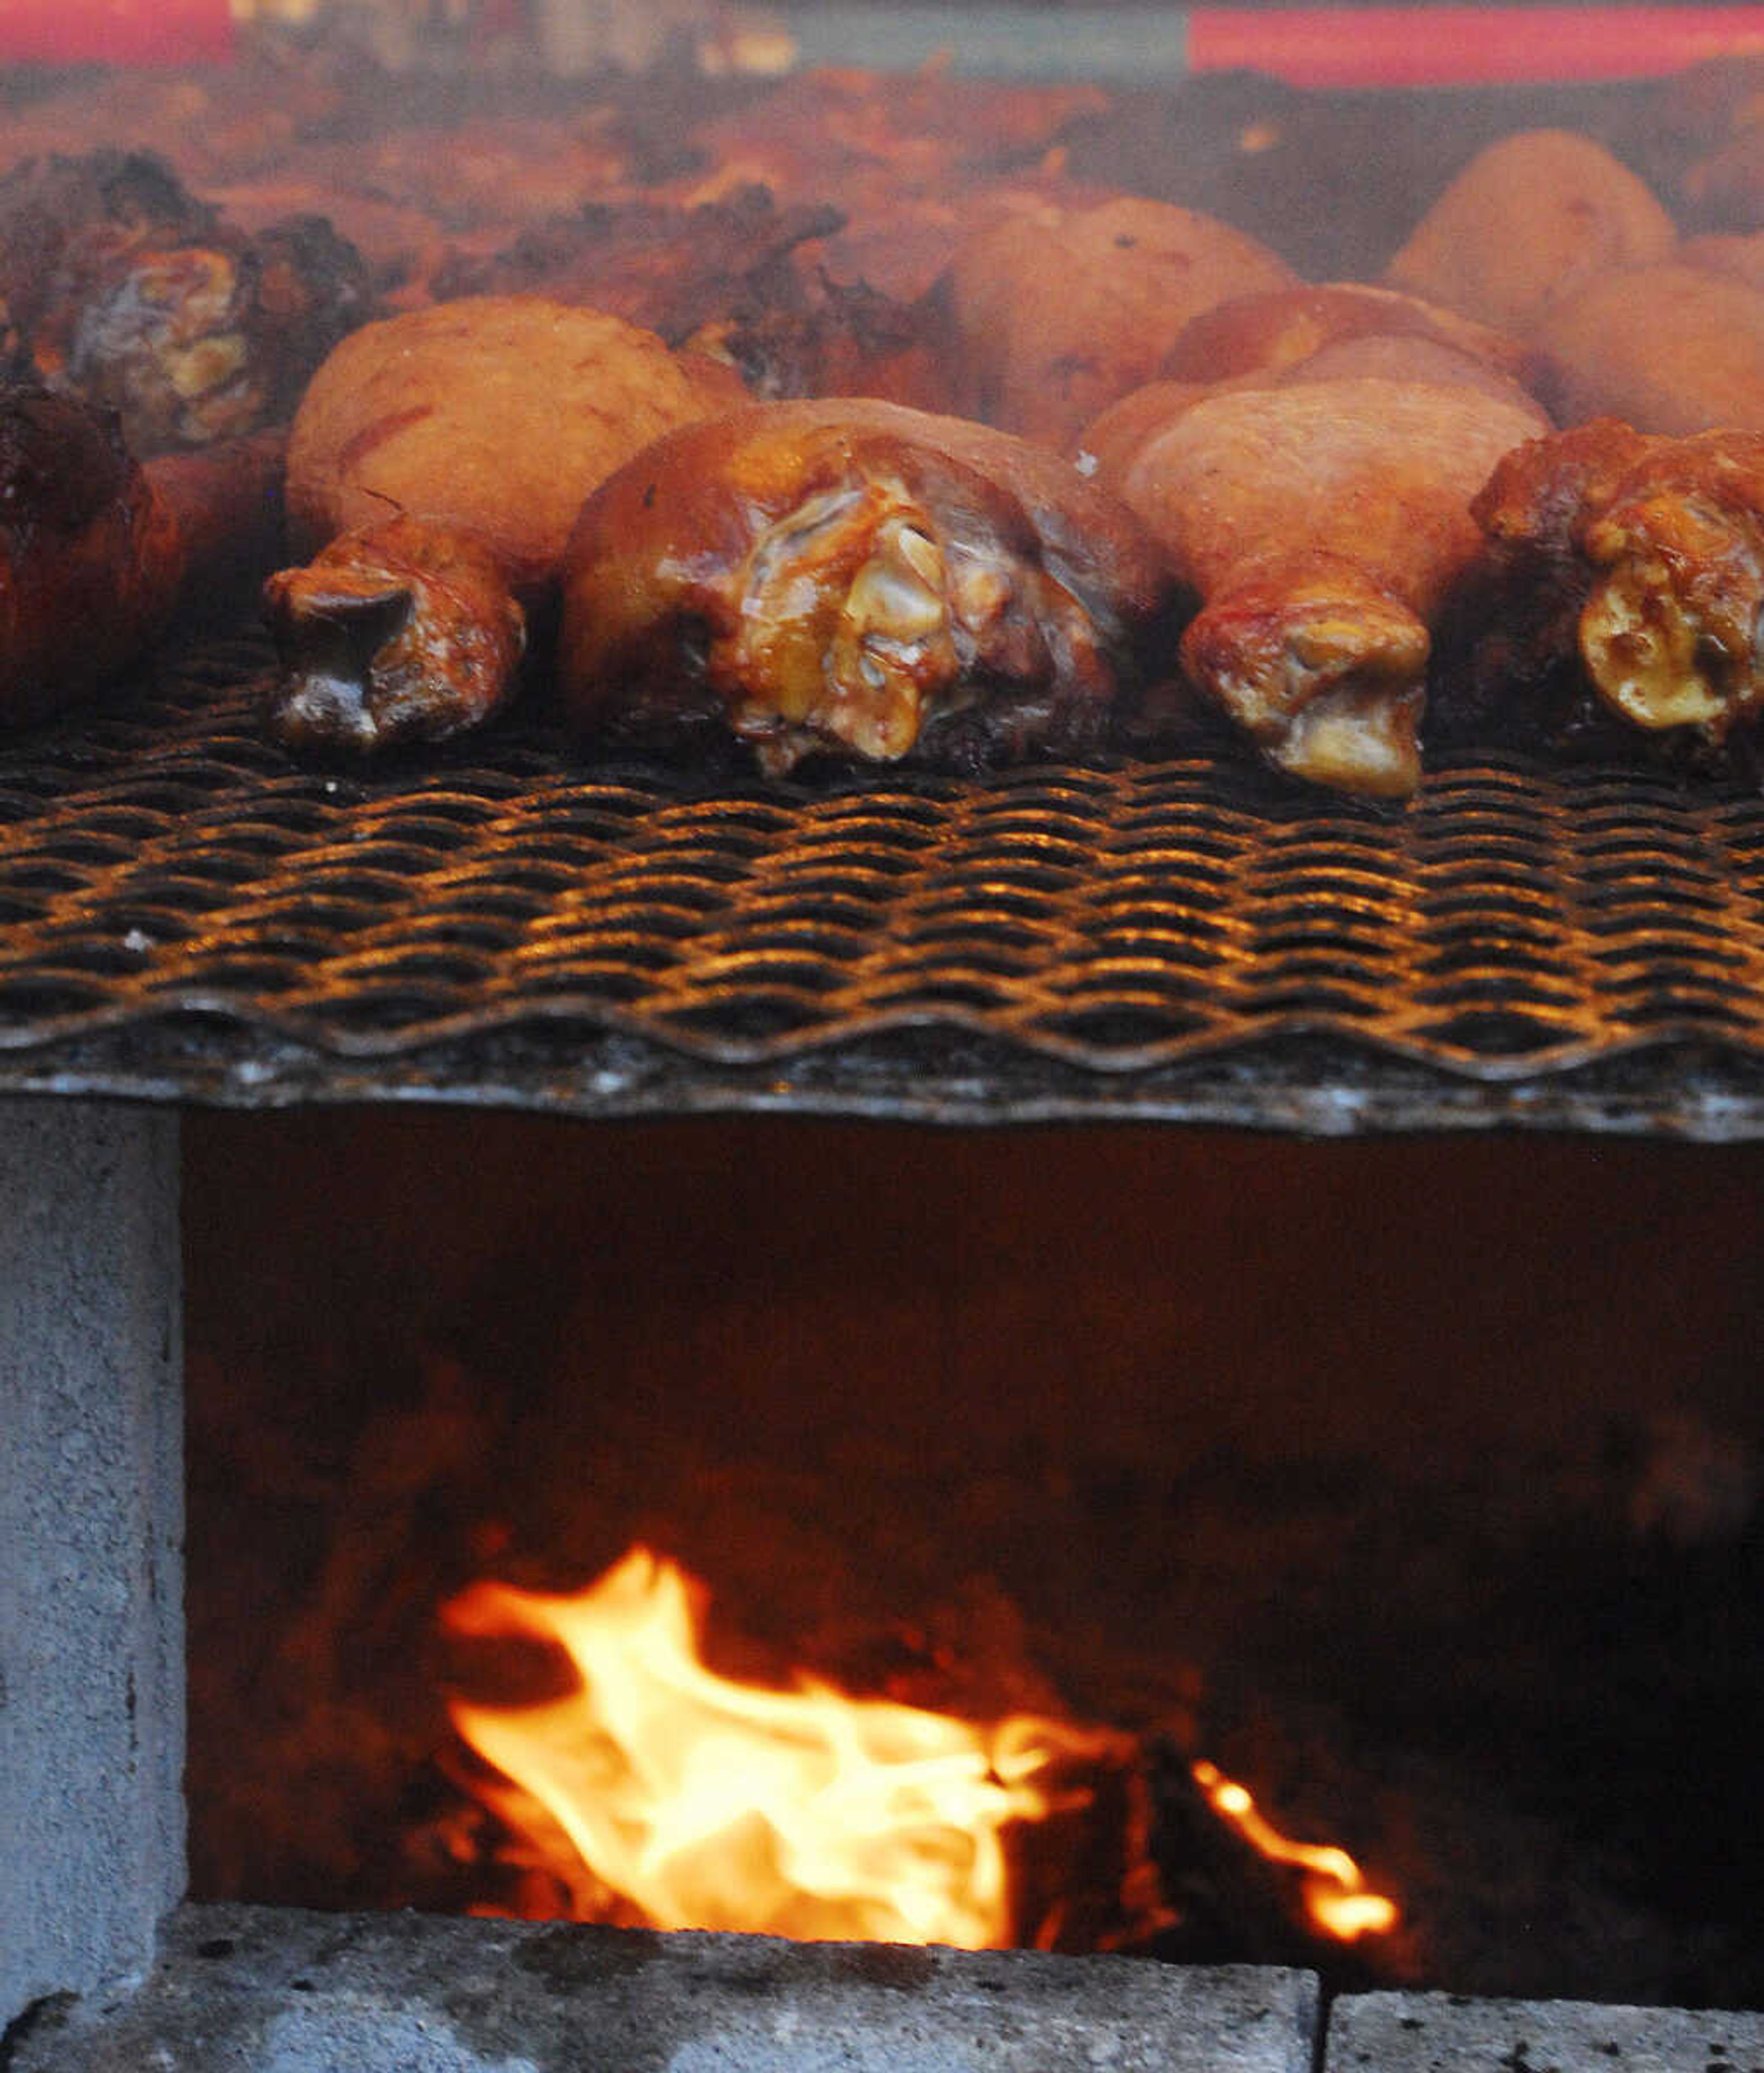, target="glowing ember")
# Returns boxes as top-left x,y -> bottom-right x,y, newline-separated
442,1545 -> 1118,1948
1191,1757 -> 1400,1942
